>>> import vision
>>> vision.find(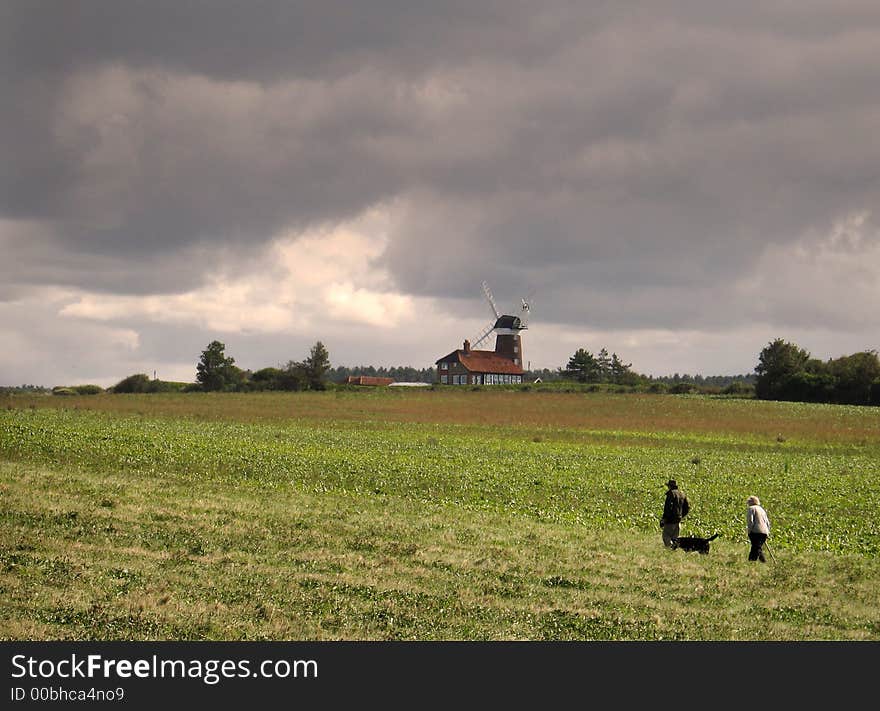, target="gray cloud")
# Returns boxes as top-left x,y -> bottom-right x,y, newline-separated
3,1 -> 880,382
